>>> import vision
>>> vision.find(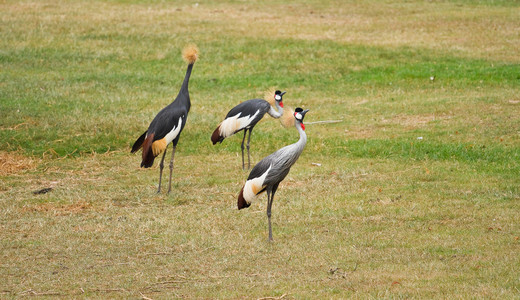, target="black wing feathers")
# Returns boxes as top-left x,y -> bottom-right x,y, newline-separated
226,99 -> 270,119
147,102 -> 187,141
131,131 -> 147,153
